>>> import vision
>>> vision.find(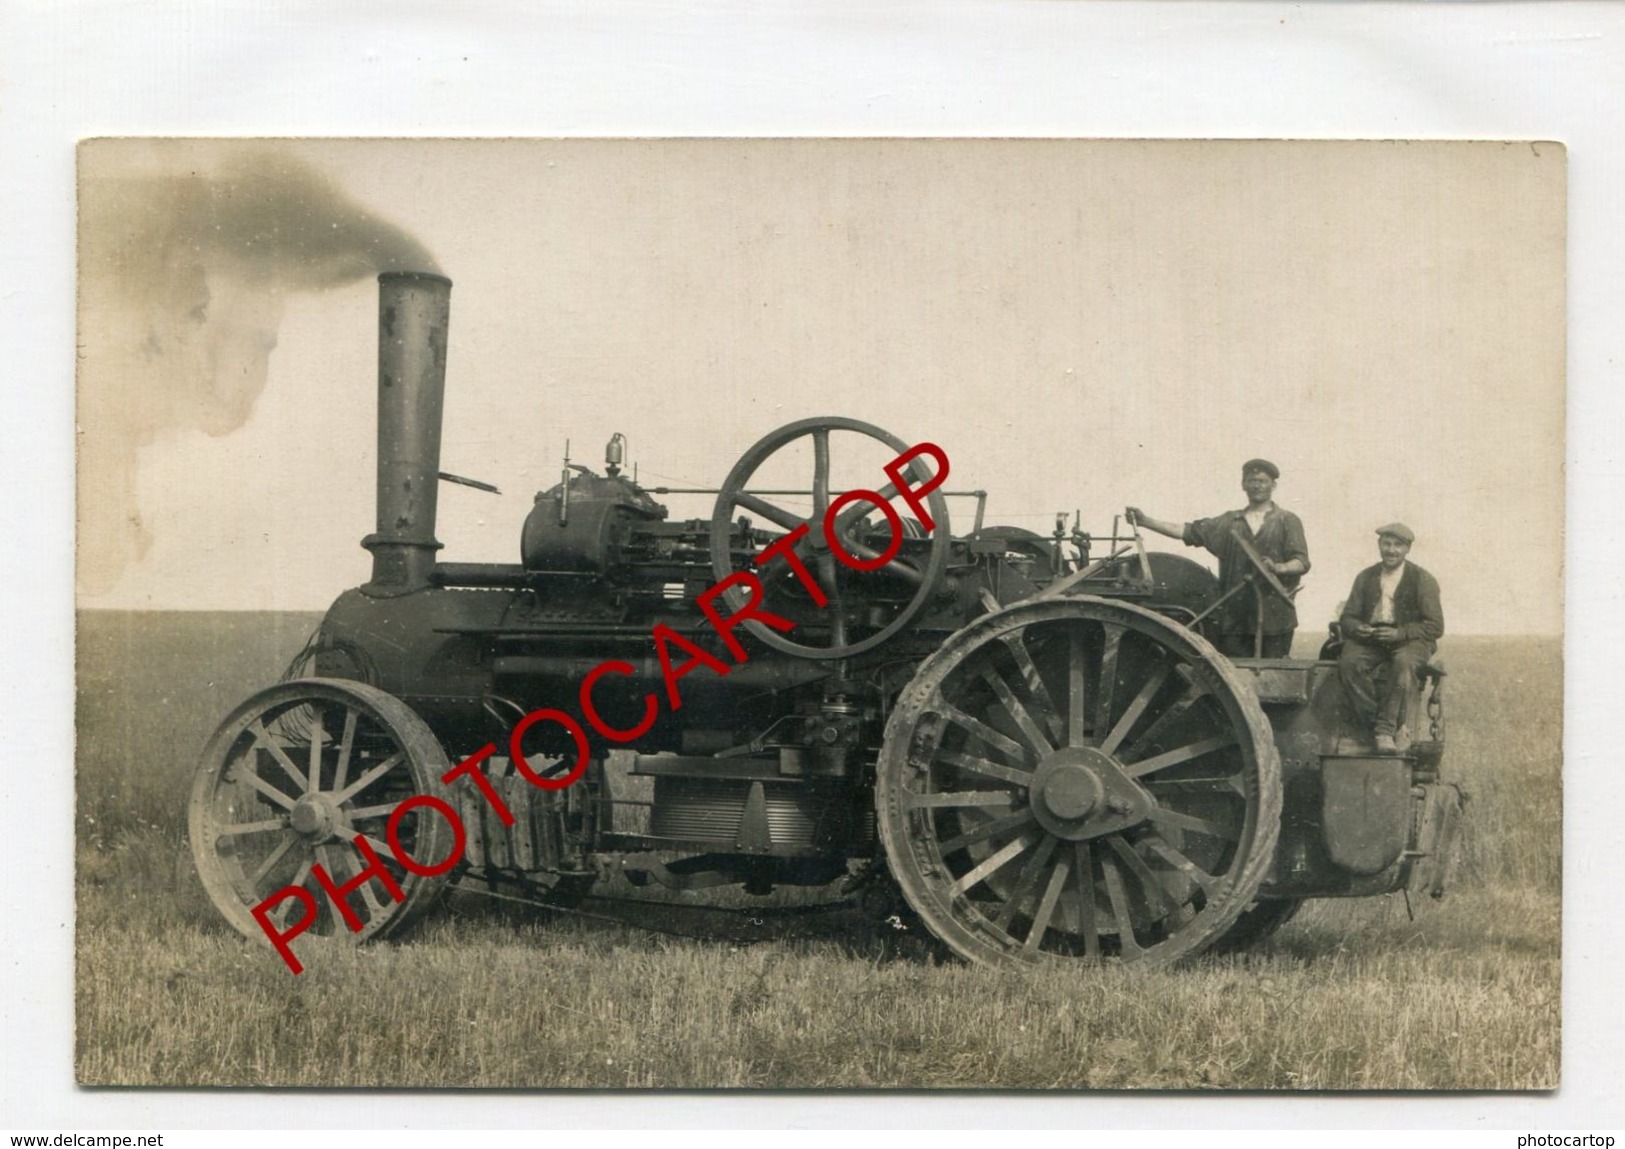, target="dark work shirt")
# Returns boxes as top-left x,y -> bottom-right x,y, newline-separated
1182,505 -> 1310,636
1338,561 -> 1445,653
